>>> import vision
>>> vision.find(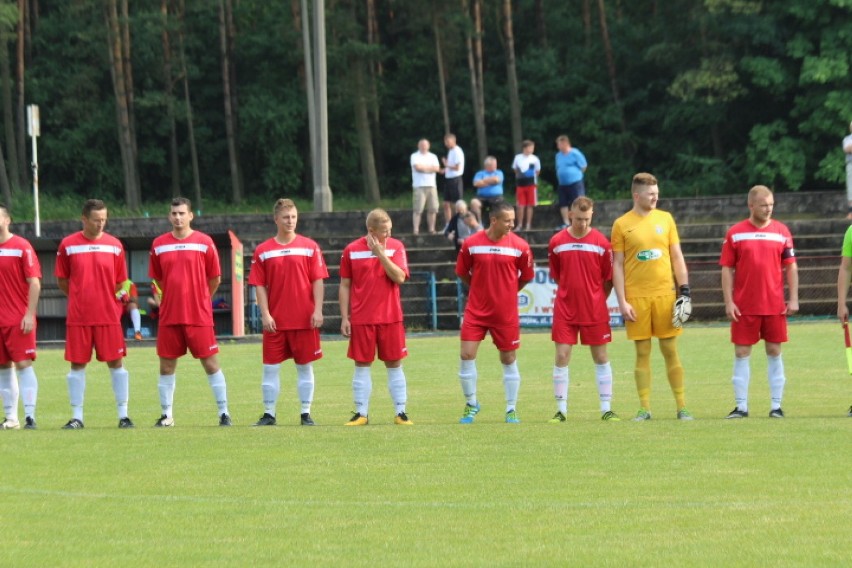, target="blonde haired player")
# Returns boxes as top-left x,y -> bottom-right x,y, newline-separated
611,173 -> 693,420
339,209 -> 413,426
